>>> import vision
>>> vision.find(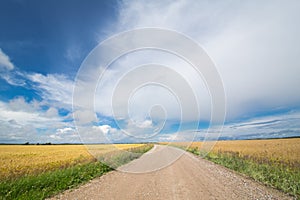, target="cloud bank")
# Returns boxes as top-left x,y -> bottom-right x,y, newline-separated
0,48 -> 14,70
113,0 -> 300,120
